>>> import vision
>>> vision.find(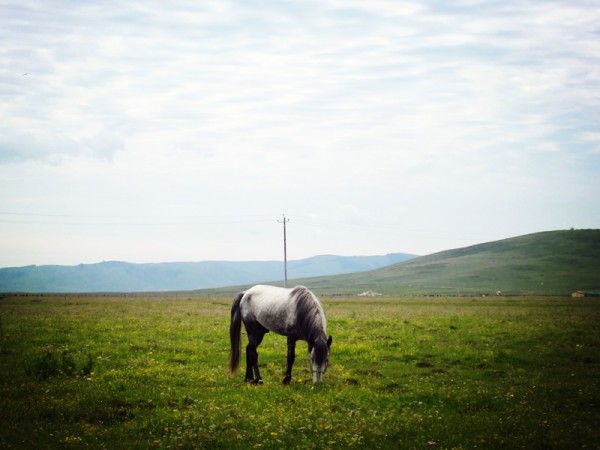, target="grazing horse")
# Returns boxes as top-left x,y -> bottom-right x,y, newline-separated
229,284 -> 332,384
